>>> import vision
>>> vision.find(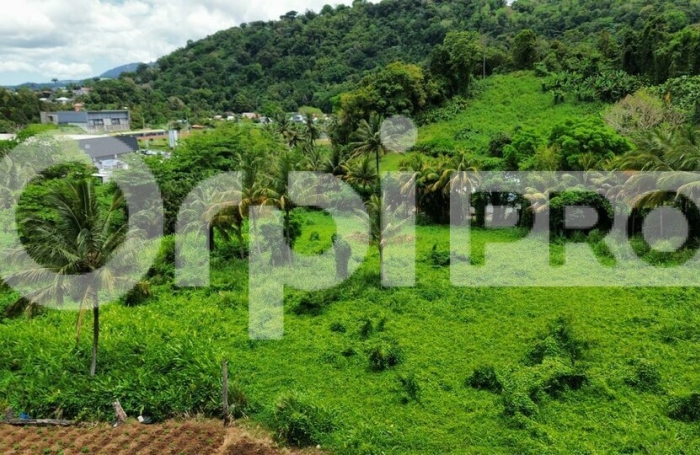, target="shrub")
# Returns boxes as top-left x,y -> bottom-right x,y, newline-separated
272,391 -> 335,447
625,359 -> 662,392
148,235 -> 175,282
467,365 -> 503,393
488,132 -> 513,158
398,374 -> 421,403
366,341 -> 403,372
330,322 -> 347,333
292,289 -> 339,316
502,390 -> 538,417
668,393 -> 700,422
122,281 -> 152,307
529,358 -> 588,399
359,318 -> 374,340
526,316 -> 589,365
309,231 -> 321,241
228,382 -> 253,418
428,244 -> 451,268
